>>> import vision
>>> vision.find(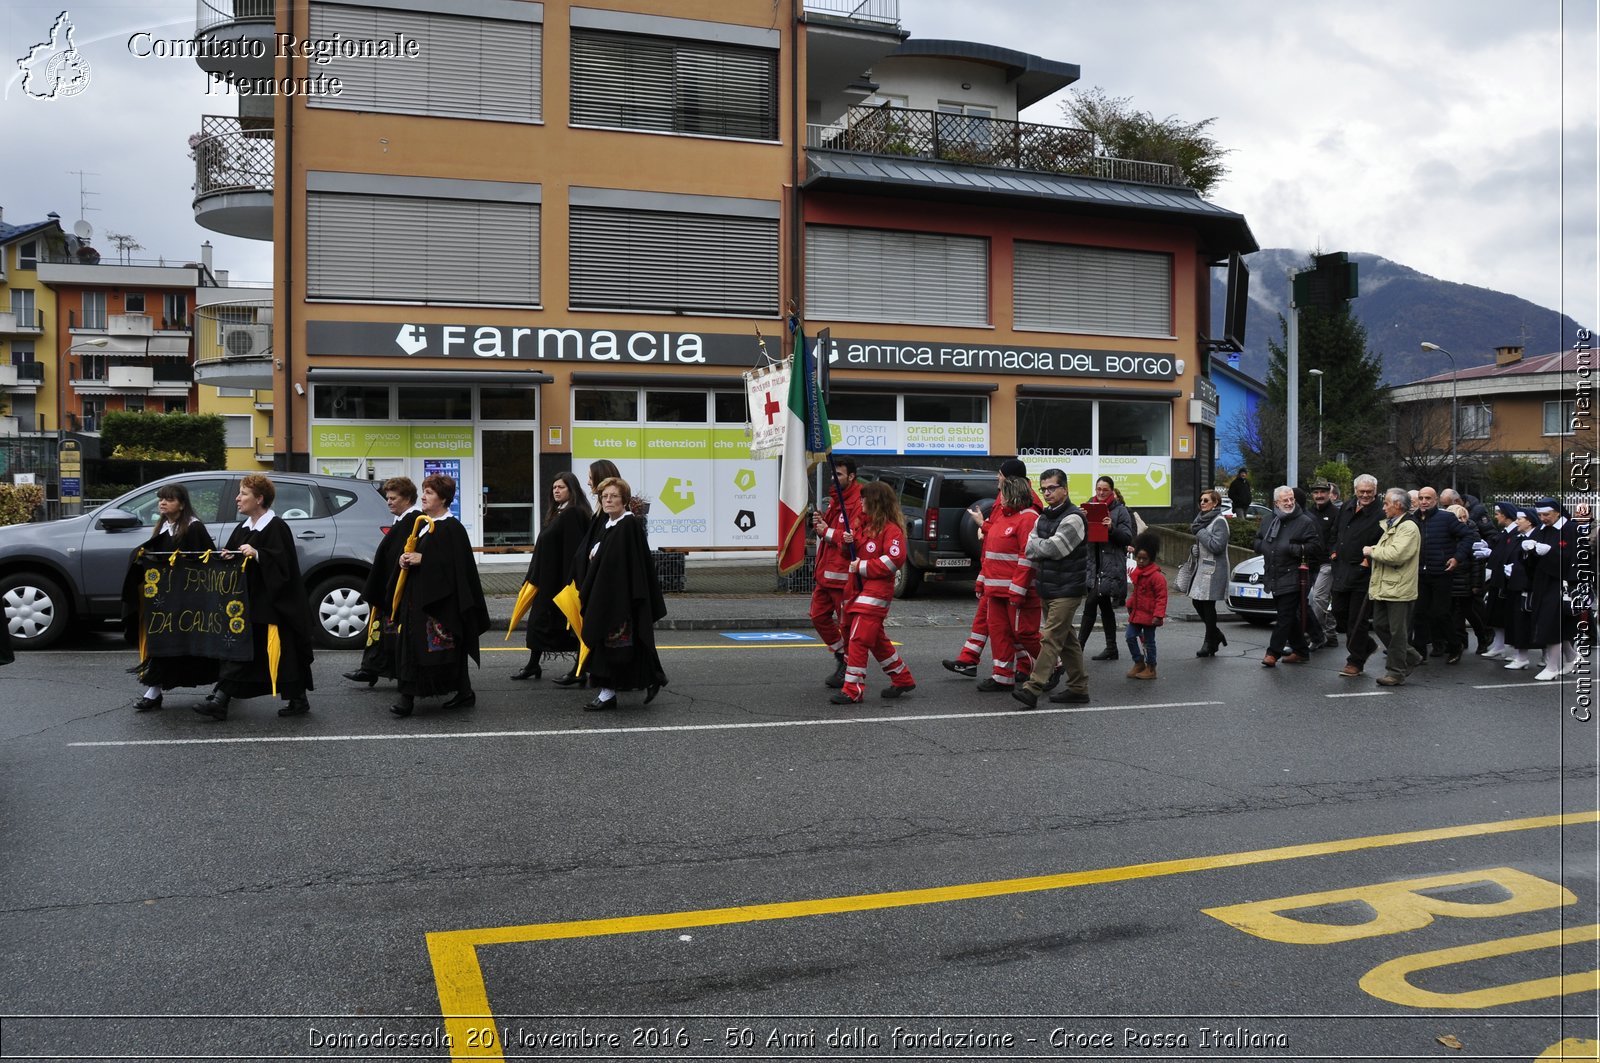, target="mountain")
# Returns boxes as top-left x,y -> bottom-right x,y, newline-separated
1209,249 -> 1585,385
